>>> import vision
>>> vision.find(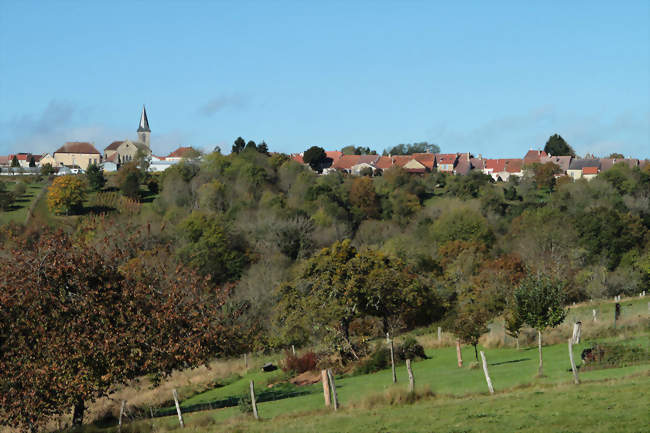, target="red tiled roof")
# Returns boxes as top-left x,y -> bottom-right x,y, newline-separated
168,146 -> 197,158
505,159 -> 523,173
375,156 -> 393,169
333,154 -> 362,169
9,153 -> 31,161
412,153 -> 435,169
291,154 -> 304,164
470,158 -> 485,170
54,142 -> 101,155
0,156 -> 9,165
582,166 -> 598,175
325,151 -> 342,162
105,141 -> 124,151
523,149 -> 547,165
105,153 -> 119,163
436,153 -> 458,165
392,155 -> 414,167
